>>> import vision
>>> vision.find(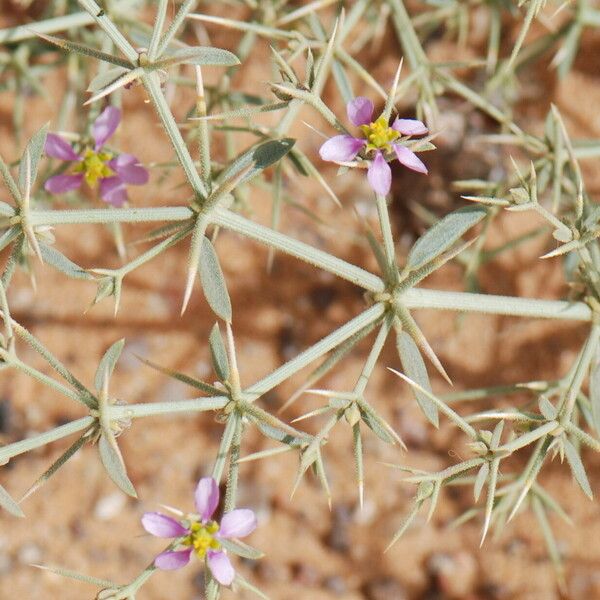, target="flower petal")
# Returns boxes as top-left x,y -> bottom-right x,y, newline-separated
367,151 -> 391,196
392,118 -> 428,136
93,106 -> 121,149
394,144 -> 428,174
108,153 -> 149,185
319,135 -> 364,163
141,512 -> 189,538
195,477 -> 220,522
99,176 -> 128,207
45,134 -> 81,161
207,550 -> 235,586
218,509 -> 257,539
154,549 -> 192,571
347,97 -> 374,126
44,173 -> 84,194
